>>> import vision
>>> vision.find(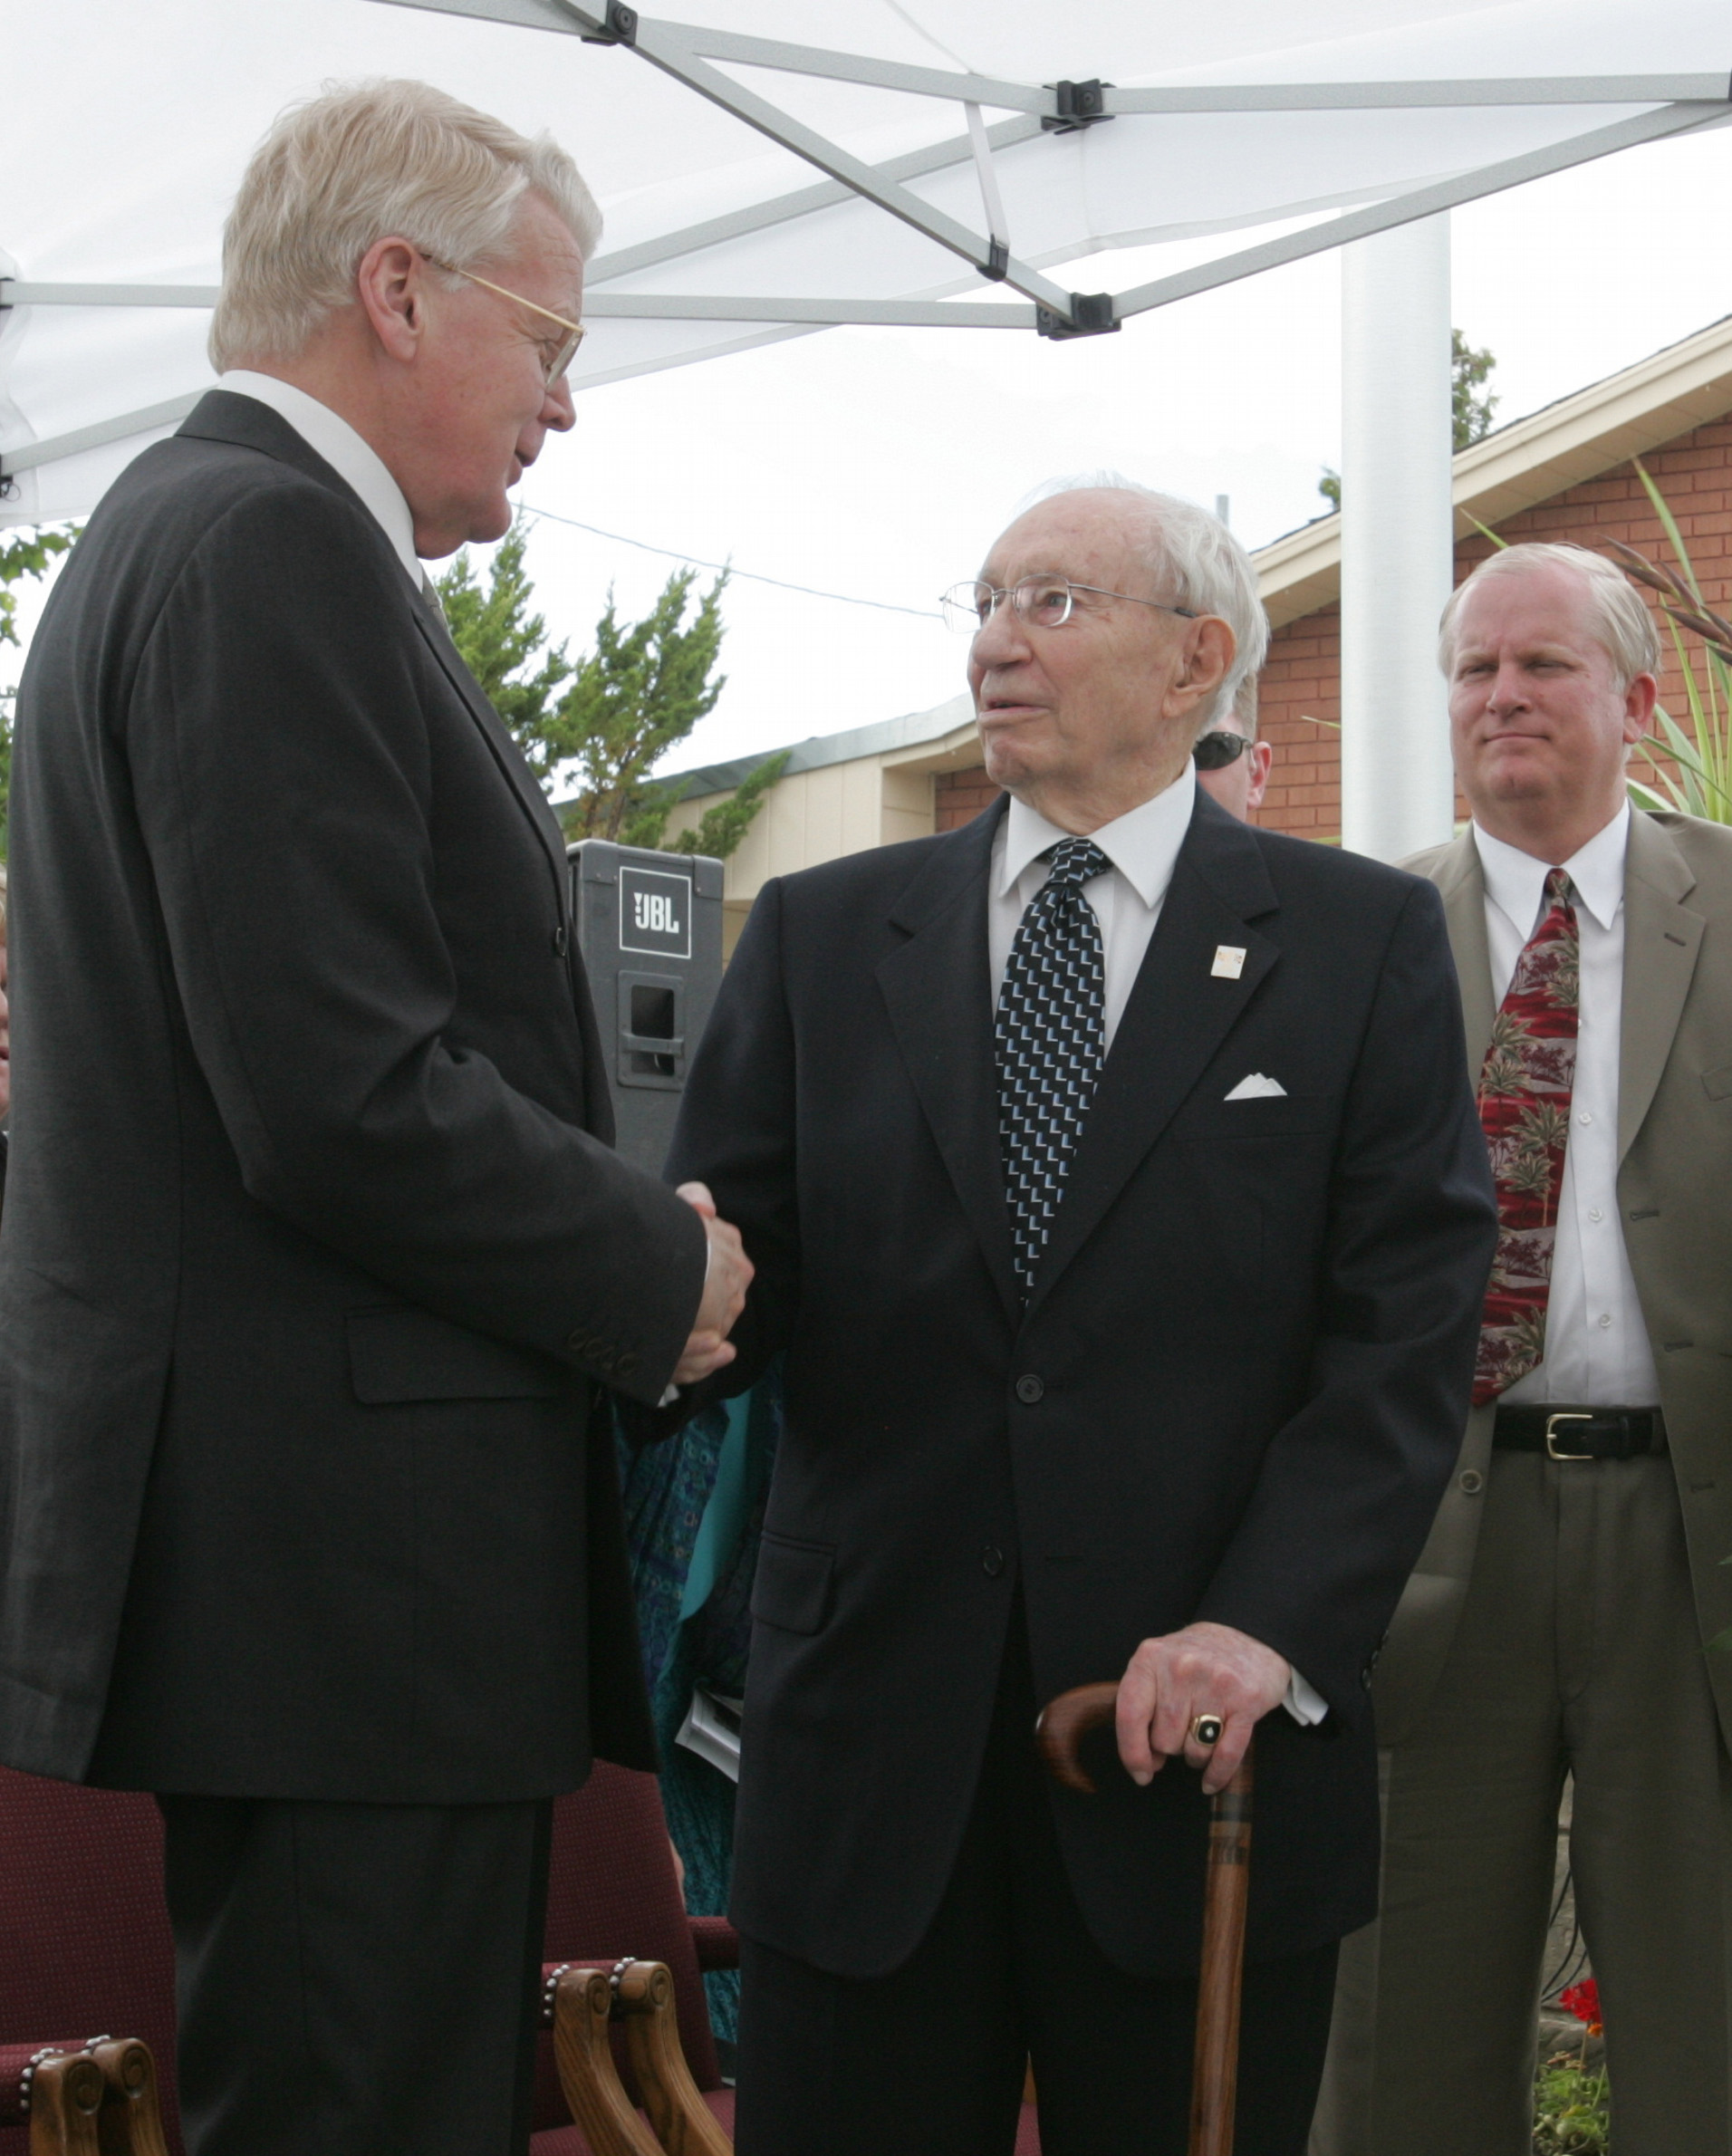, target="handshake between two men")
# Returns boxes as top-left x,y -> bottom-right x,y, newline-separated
670,1180 -> 754,1386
